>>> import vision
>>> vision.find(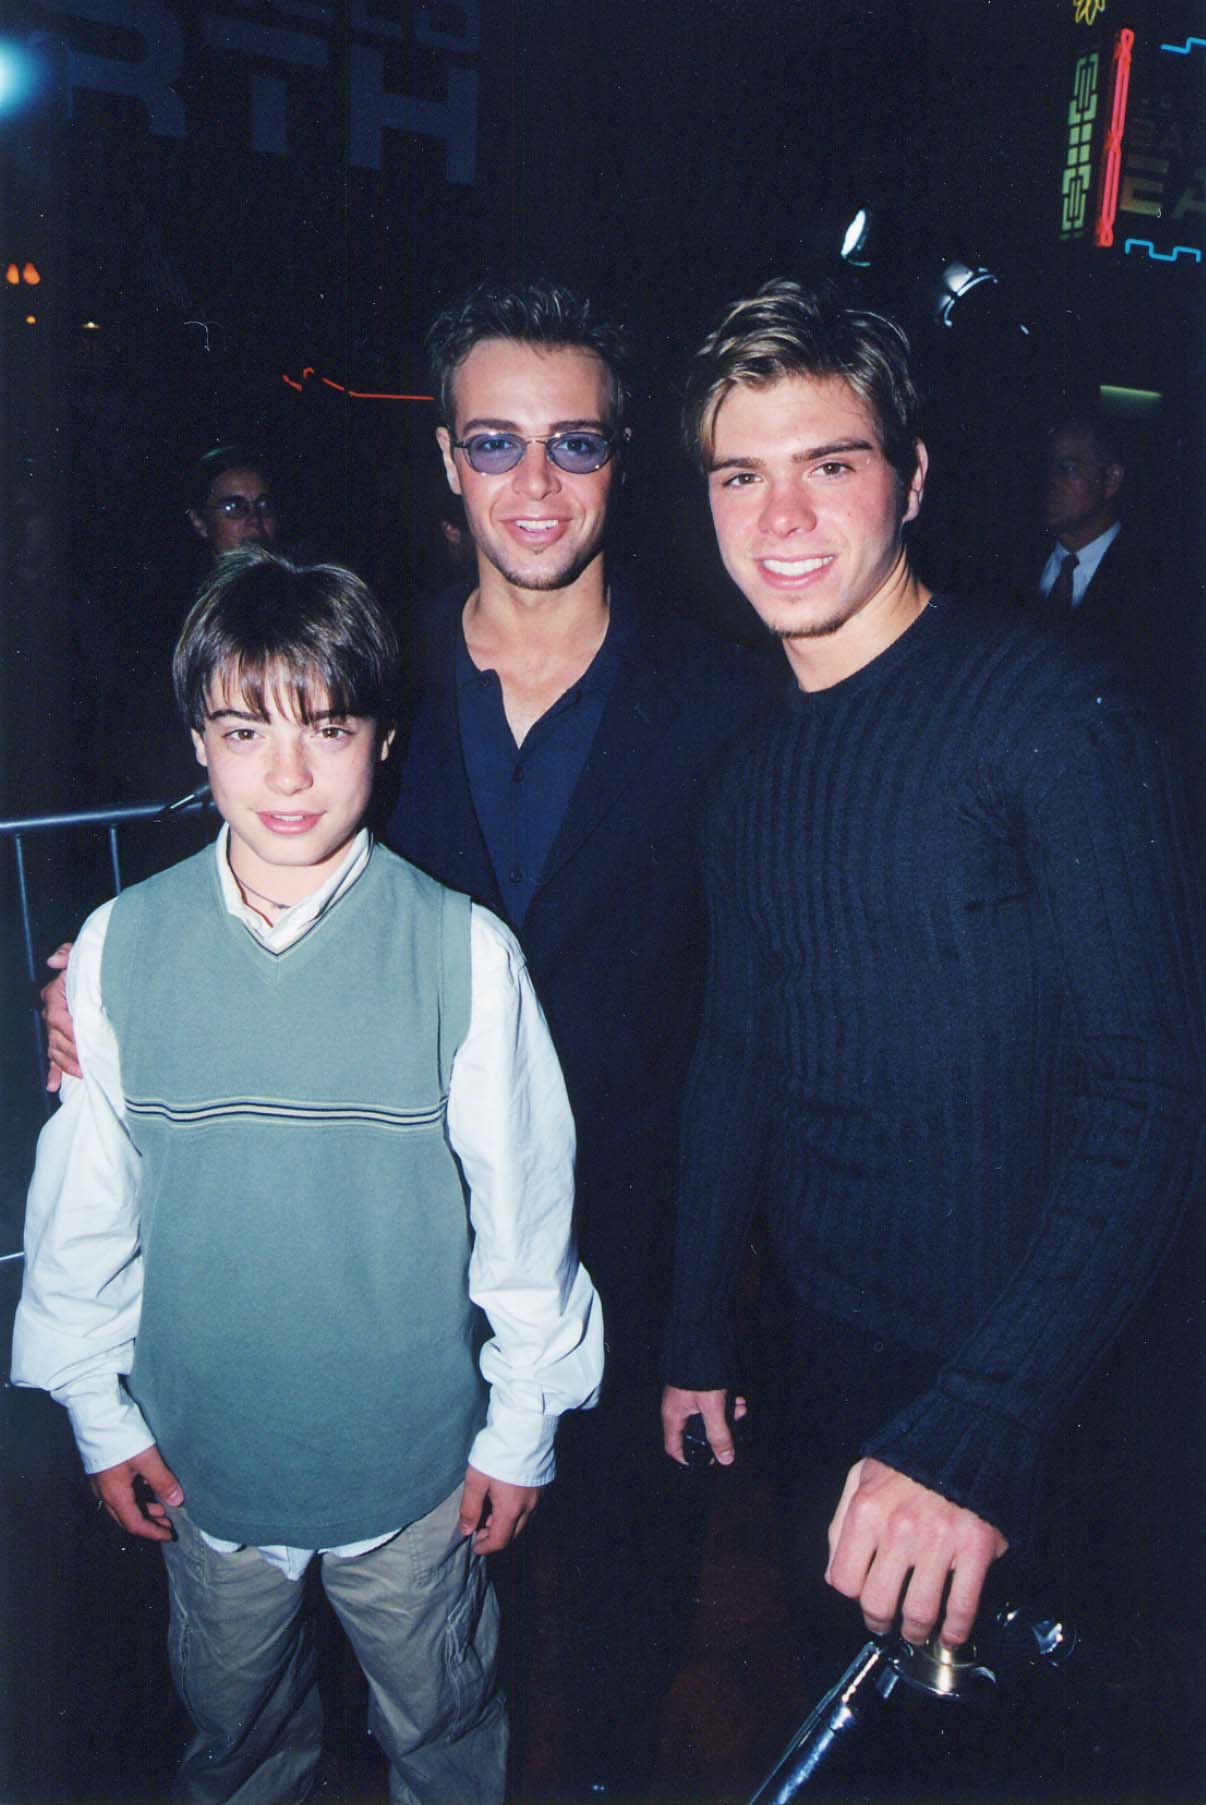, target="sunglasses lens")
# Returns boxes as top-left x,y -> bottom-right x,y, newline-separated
463,434 -> 525,474
547,433 -> 612,473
